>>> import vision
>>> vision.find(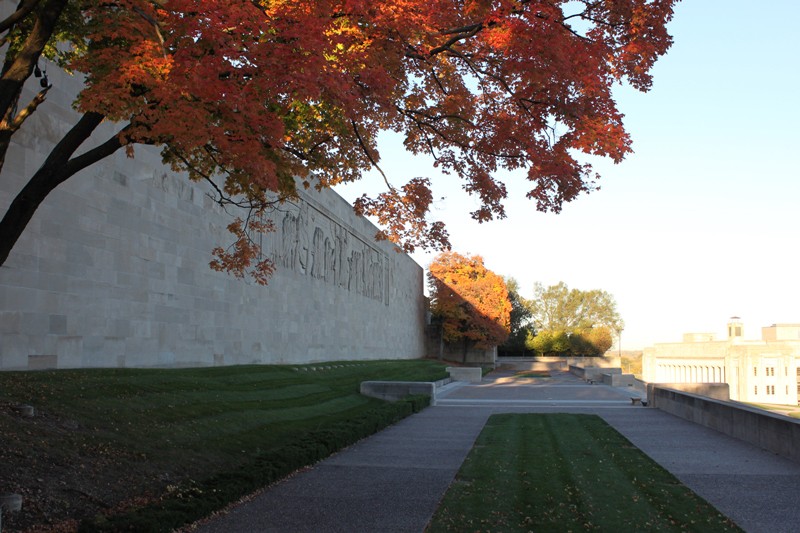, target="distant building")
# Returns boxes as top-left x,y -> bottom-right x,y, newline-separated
642,318 -> 800,405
